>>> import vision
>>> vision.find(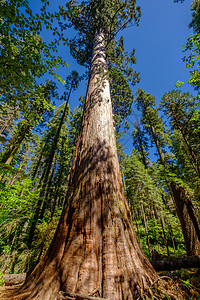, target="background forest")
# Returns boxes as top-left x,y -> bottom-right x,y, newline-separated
0,0 -> 200,292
